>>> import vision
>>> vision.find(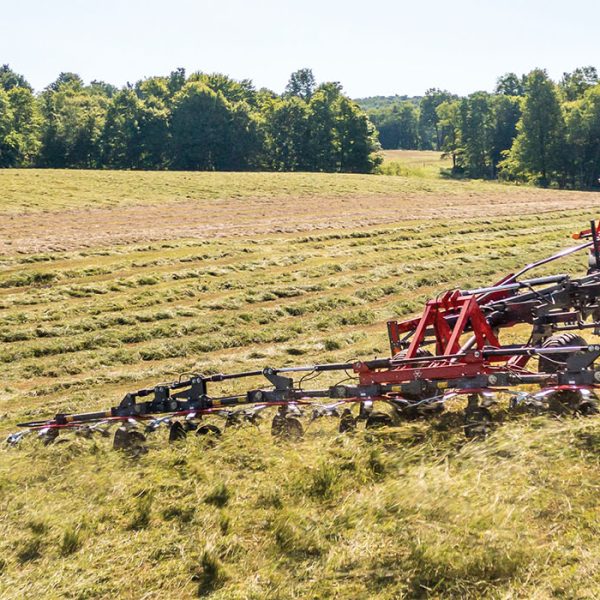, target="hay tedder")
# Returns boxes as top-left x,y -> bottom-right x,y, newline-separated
8,221 -> 600,450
